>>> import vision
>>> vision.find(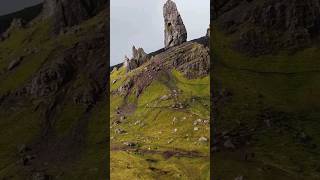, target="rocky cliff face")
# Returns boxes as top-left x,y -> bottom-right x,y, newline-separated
214,0 -> 320,55
43,0 -> 106,33
163,0 -> 187,49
